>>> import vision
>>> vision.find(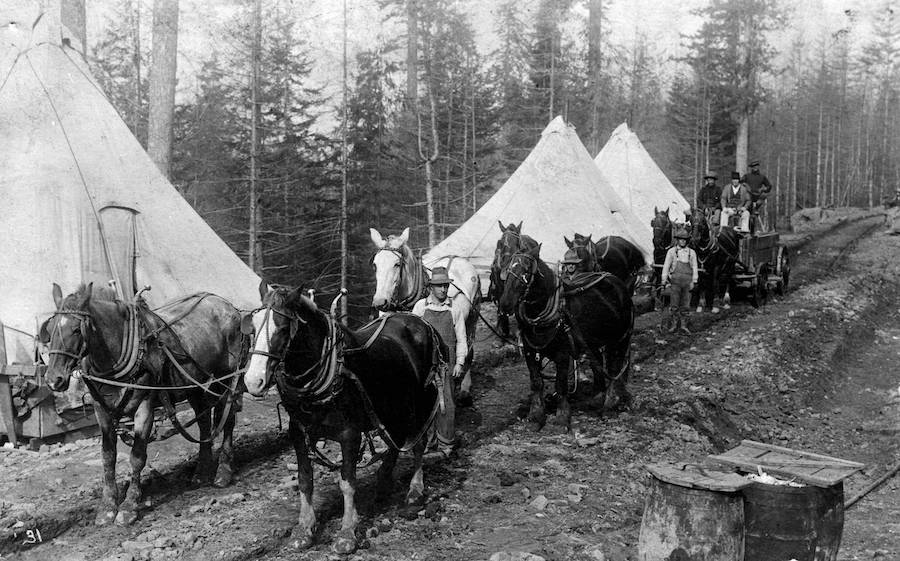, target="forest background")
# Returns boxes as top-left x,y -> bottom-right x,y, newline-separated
84,0 -> 900,321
